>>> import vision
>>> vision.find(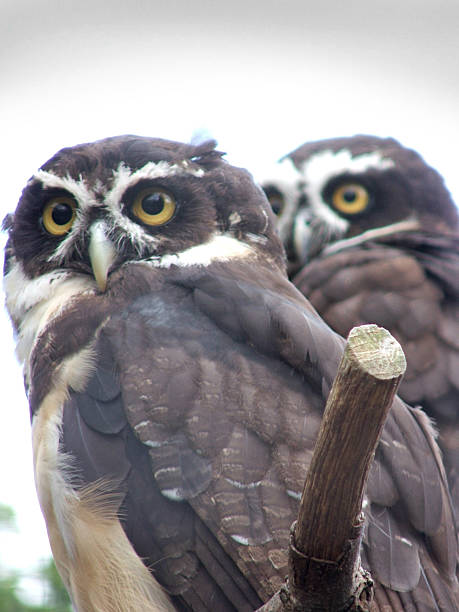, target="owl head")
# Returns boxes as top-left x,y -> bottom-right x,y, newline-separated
4,135 -> 284,330
261,135 -> 459,270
